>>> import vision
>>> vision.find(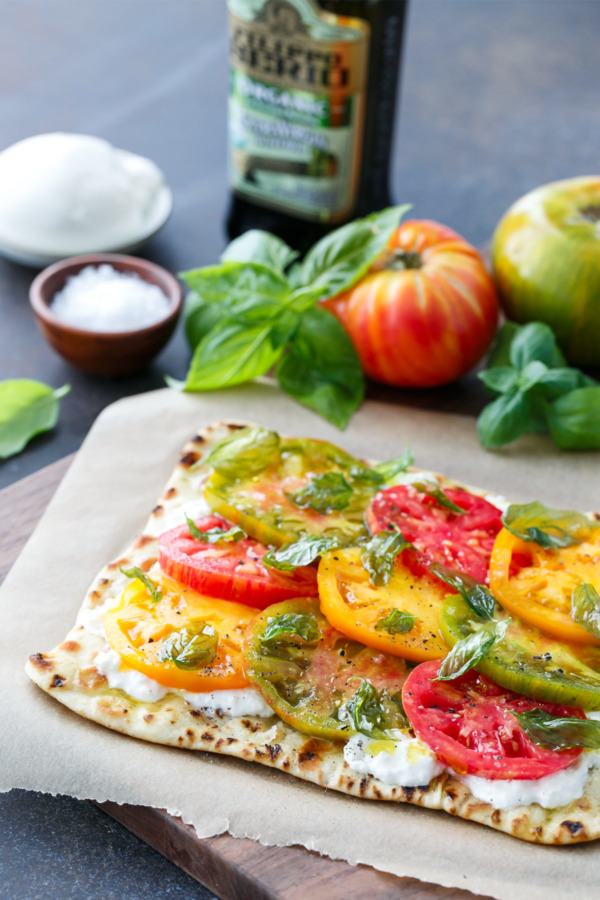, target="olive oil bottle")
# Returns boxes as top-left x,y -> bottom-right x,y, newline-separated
226,0 -> 408,251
